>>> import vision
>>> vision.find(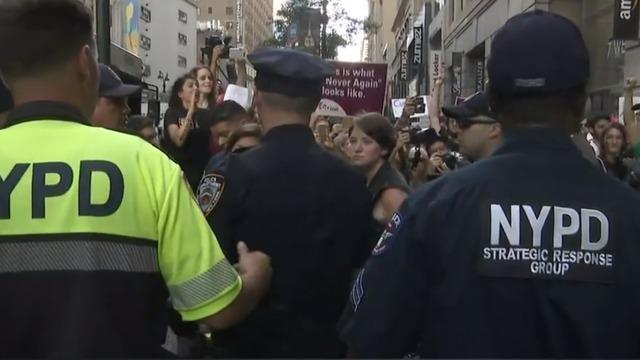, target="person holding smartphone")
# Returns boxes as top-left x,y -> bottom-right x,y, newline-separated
162,73 -> 214,191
